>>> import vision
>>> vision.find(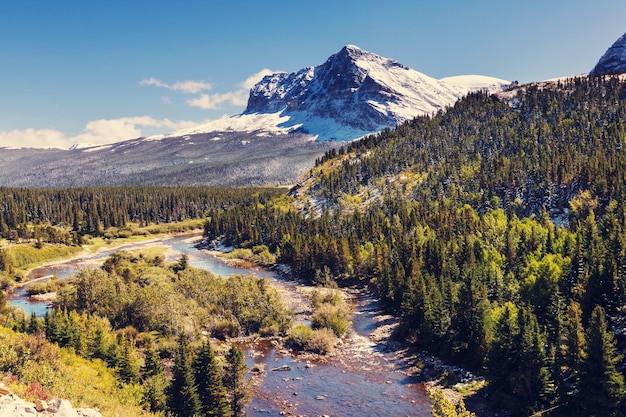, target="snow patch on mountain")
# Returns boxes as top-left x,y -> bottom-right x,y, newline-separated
440,75 -> 512,94
145,45 -> 509,144
146,111 -> 302,141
